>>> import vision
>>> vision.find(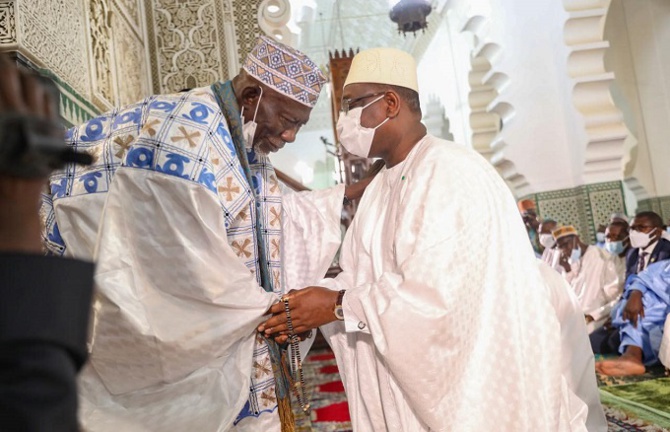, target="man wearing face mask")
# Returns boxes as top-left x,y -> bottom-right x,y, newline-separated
39,36 -> 374,432
624,212 -> 670,278
539,218 -> 561,271
583,220 -> 630,333
553,226 -> 620,333
519,199 -> 542,256
596,211 -> 670,375
259,47 -> 580,431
